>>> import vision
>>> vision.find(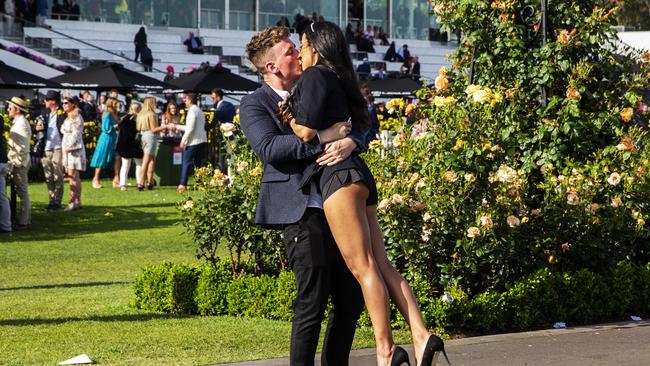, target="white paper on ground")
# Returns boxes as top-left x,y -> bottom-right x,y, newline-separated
58,354 -> 94,365
631,315 -> 642,321
553,322 -> 567,329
